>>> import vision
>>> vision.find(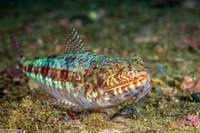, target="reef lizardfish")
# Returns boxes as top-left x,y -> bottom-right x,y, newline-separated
10,27 -> 151,113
